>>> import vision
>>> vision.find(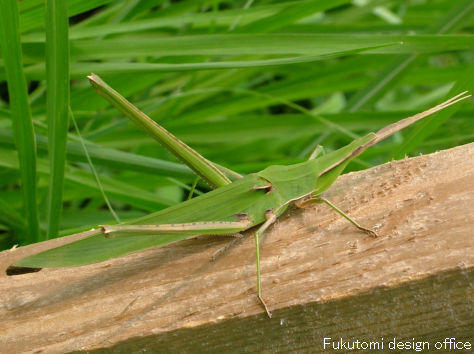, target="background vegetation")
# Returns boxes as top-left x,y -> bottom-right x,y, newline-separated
0,0 -> 472,251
